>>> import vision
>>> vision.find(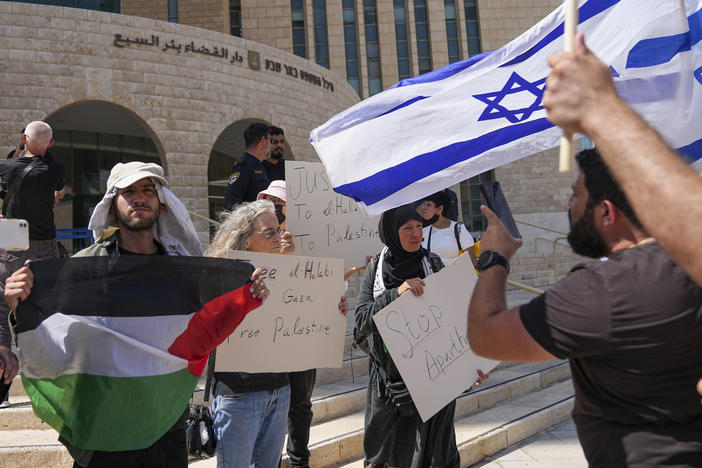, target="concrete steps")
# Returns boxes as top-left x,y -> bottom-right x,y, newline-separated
1,356 -> 573,468
188,360 -> 572,468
